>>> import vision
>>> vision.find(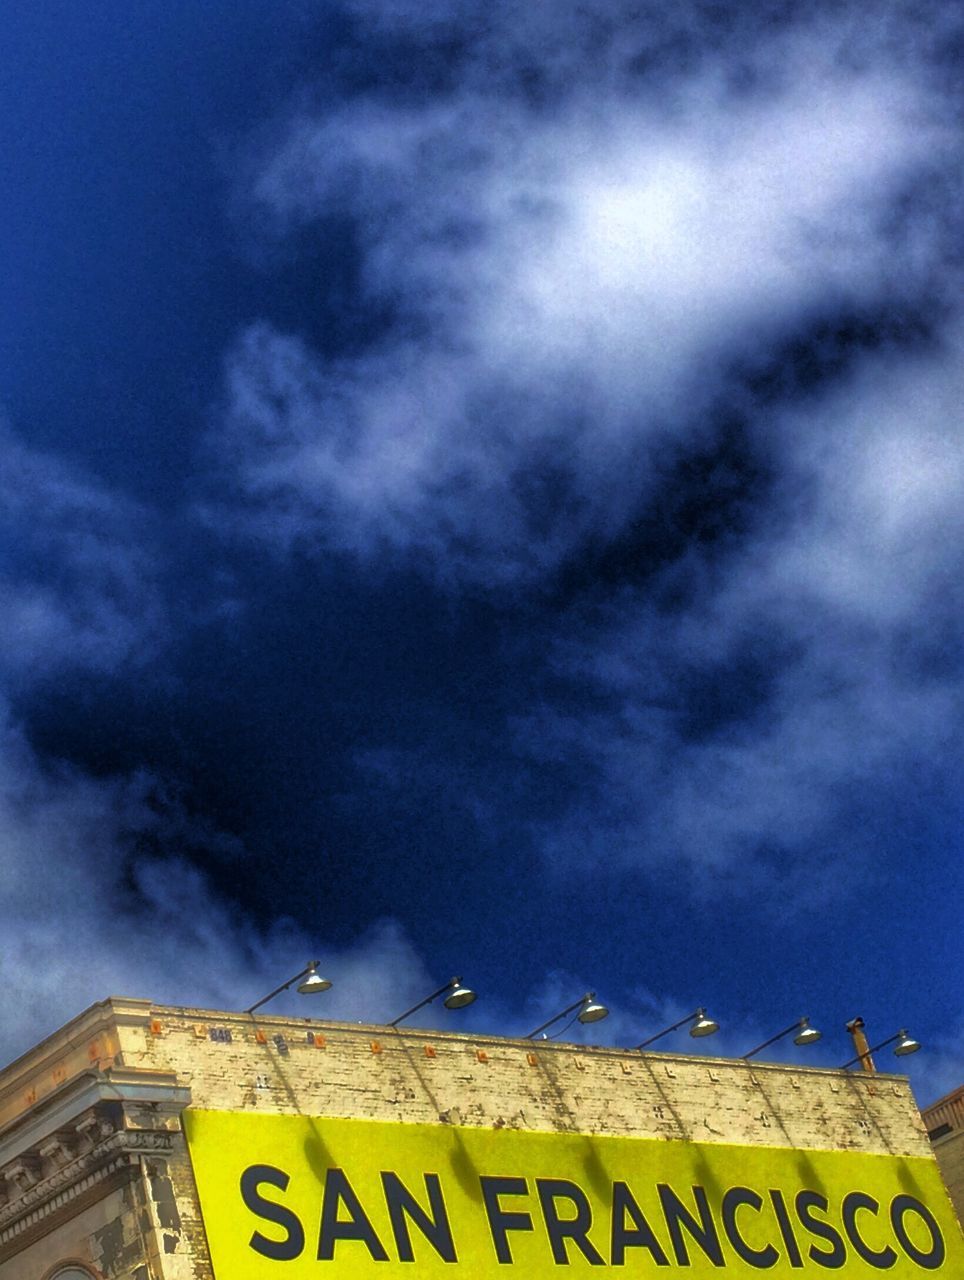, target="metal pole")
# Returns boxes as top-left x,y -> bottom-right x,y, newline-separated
742,1019 -> 803,1060
246,962 -> 319,1015
389,979 -> 459,1028
840,1029 -> 912,1070
635,1010 -> 697,1051
526,994 -> 593,1040
844,1017 -> 877,1072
